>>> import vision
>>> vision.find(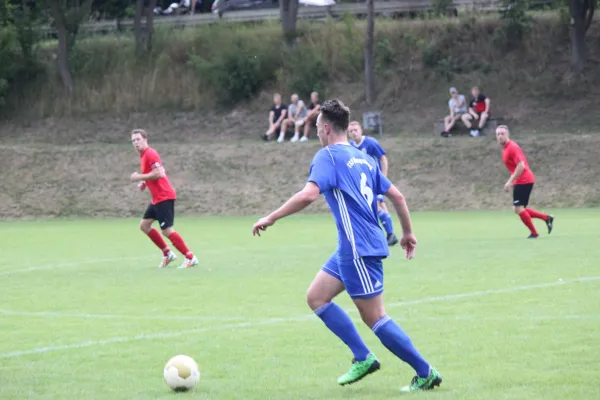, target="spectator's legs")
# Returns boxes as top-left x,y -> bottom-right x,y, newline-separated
291,119 -> 303,142
443,116 -> 453,132
303,115 -> 316,139
461,113 -> 473,129
479,112 -> 489,129
278,119 -> 291,143
266,121 -> 282,141
444,115 -> 459,132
